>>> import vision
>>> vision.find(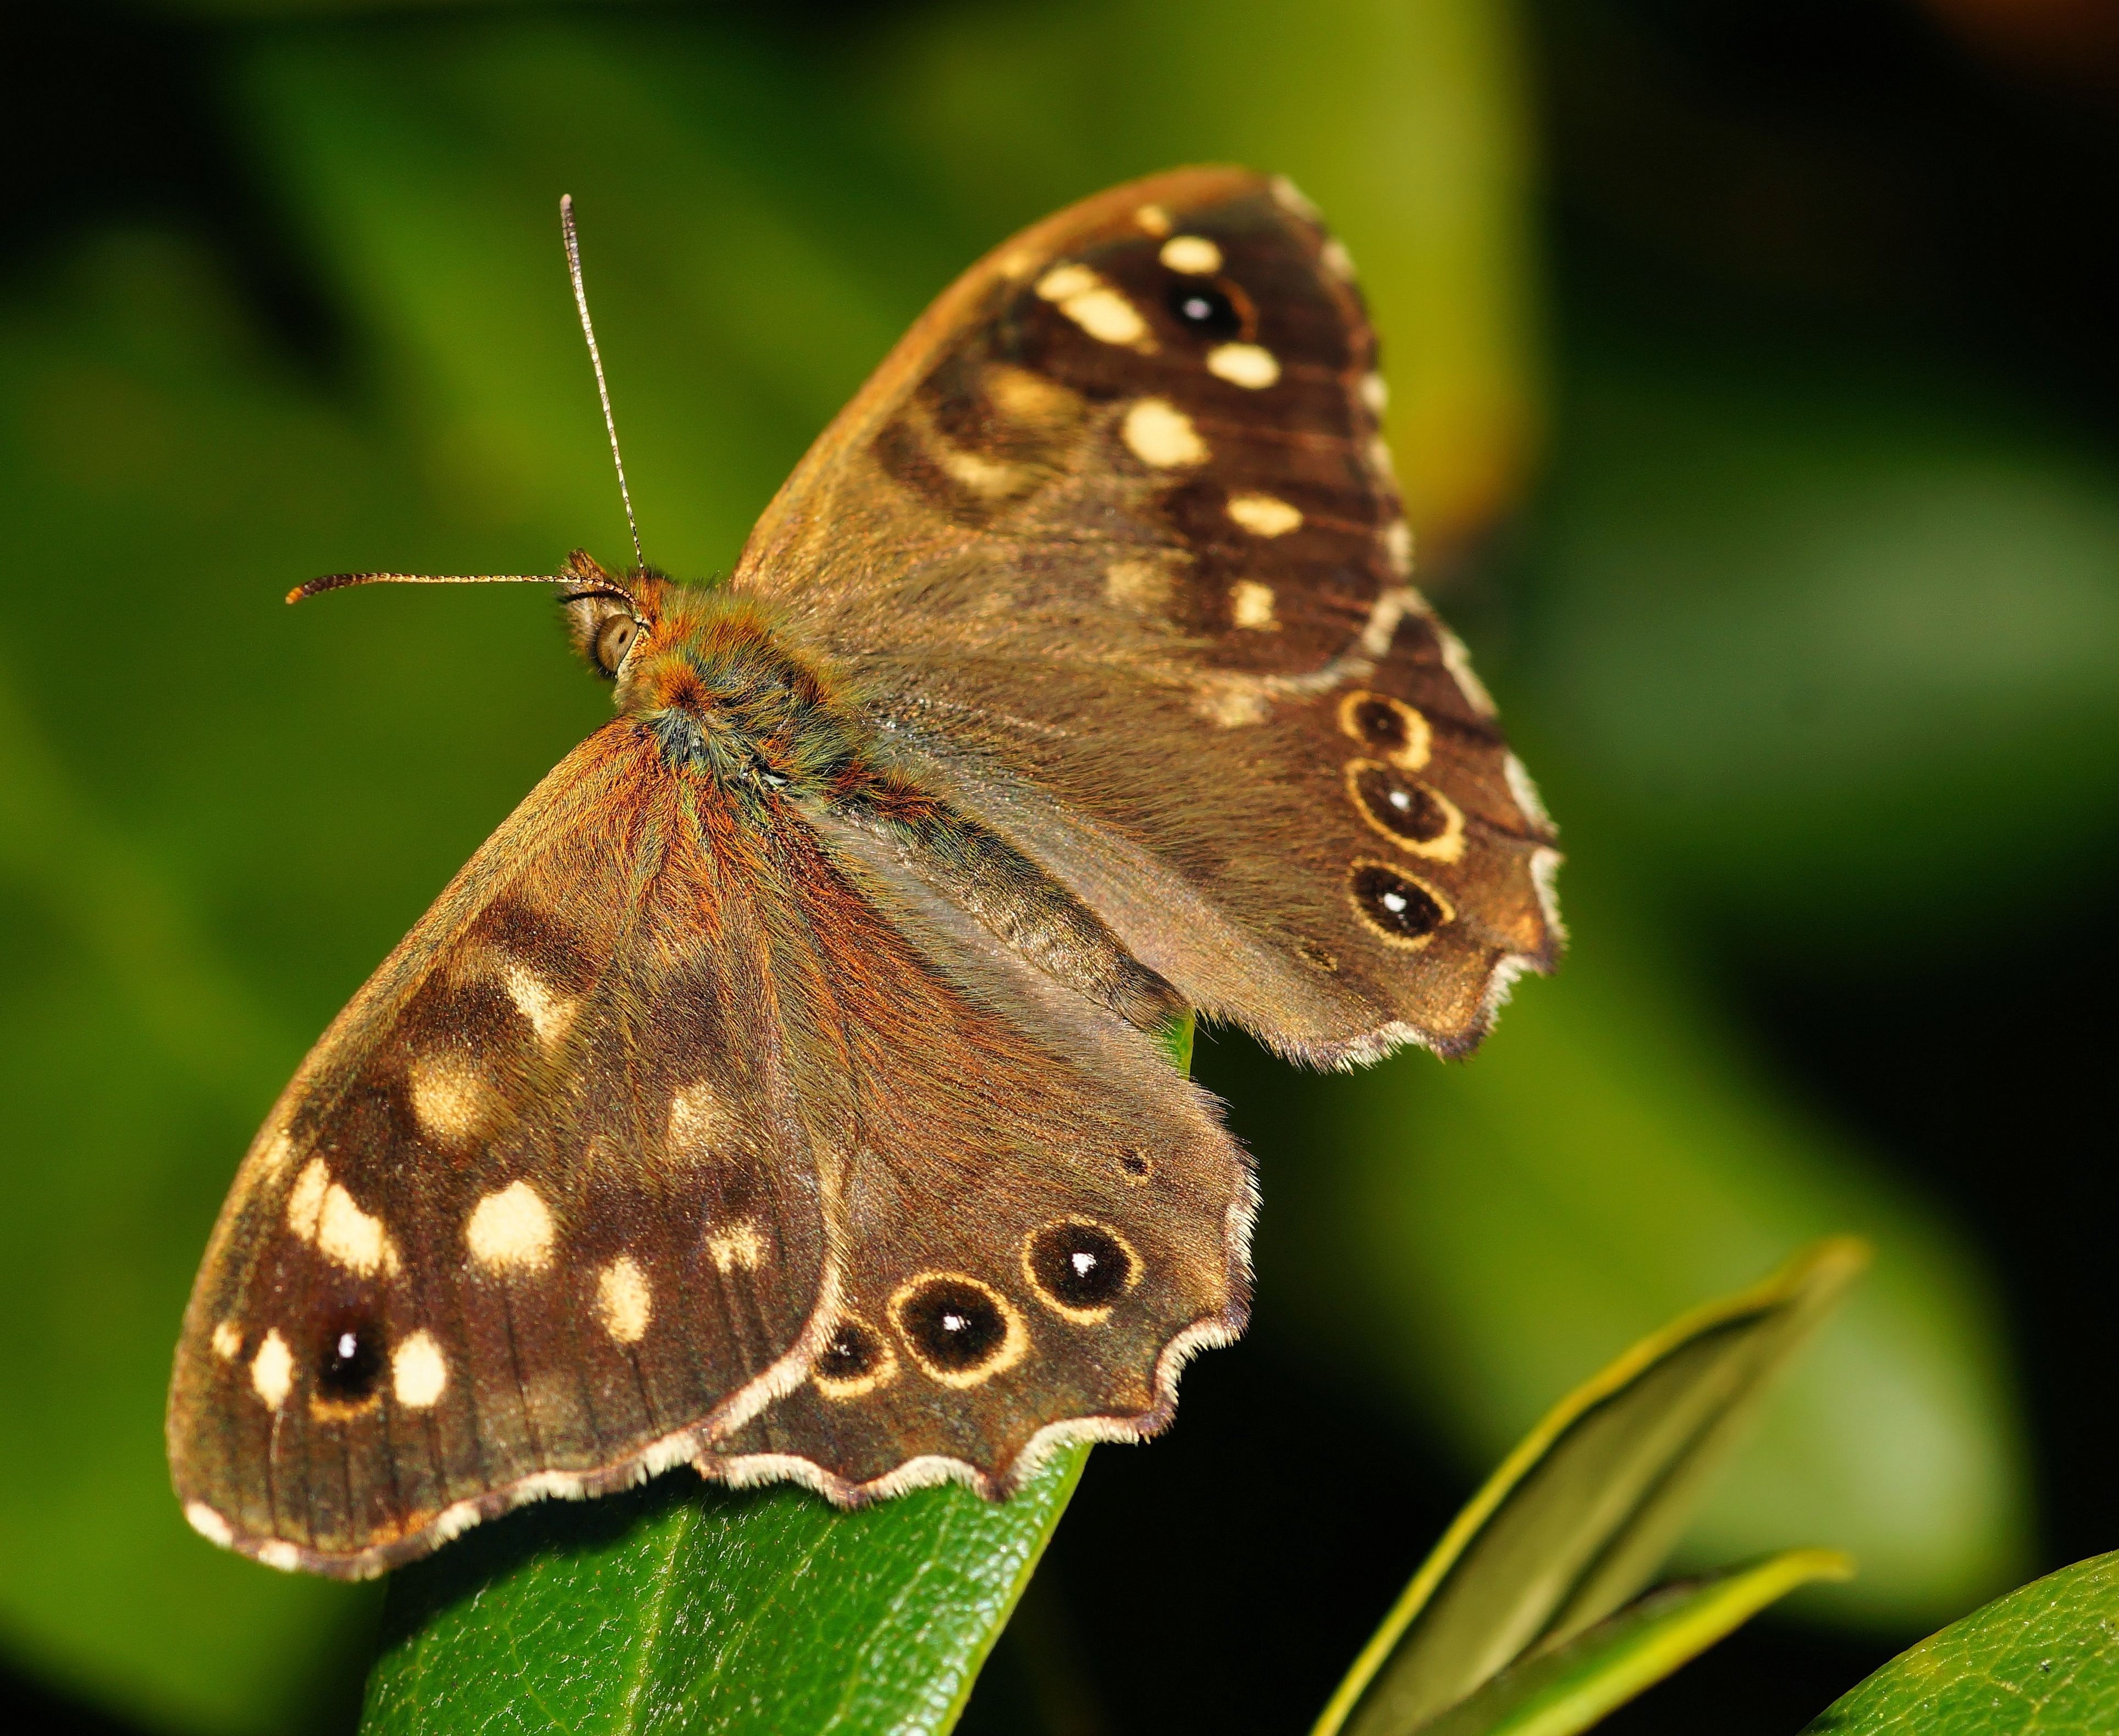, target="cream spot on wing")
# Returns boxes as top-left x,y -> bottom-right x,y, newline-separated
1134,203 -> 1172,236
1035,263 -> 1096,300
185,1502 -> 234,1547
597,1256 -> 653,1344
391,1330 -> 448,1409
1439,626 -> 1498,717
285,1156 -> 328,1243
251,1330 -> 293,1410
985,363 -> 1080,424
706,1222 -> 766,1275
1271,175 -> 1320,219
409,1054 -> 494,1143
501,963 -> 576,1047
1160,234 -> 1222,274
211,1320 -> 242,1362
666,1082 -> 719,1157
996,246 -> 1040,281
1227,492 -> 1303,537
1367,435 -> 1397,482
1207,342 -> 1280,389
254,1127 -> 297,1179
256,1541 -> 302,1573
1230,580 -> 1279,631
1321,237 -> 1357,280
1383,518 -> 1414,576
1196,679 -> 1270,727
1104,557 -> 1174,612
1036,263 -> 1151,349
1122,398 -> 1205,467
466,1180 -> 554,1274
934,439 -> 1027,497
1361,372 -> 1389,414
318,1181 -> 397,1277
